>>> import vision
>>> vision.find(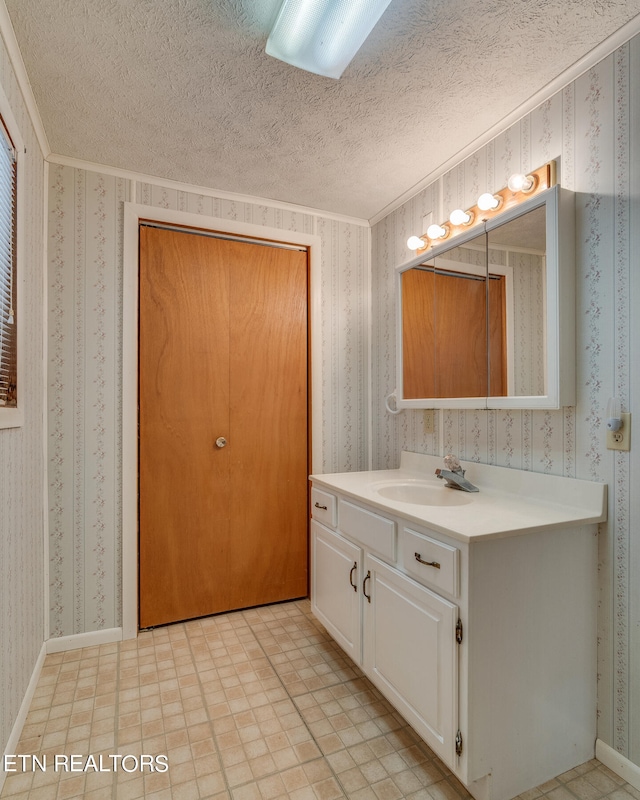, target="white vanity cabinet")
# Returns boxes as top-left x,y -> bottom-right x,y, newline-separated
311,495 -> 462,771
310,453 -> 607,800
